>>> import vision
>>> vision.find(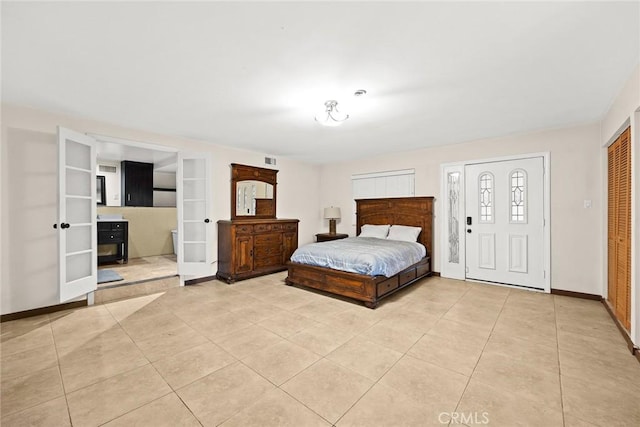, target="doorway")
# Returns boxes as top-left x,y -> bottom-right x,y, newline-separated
95,139 -> 179,291
440,153 -> 550,292
56,128 -> 214,304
